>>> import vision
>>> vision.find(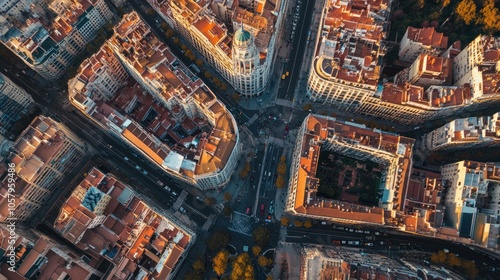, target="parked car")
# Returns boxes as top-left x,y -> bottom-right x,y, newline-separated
260,204 -> 265,215
179,207 -> 187,214
164,186 -> 171,191
365,243 -> 374,246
